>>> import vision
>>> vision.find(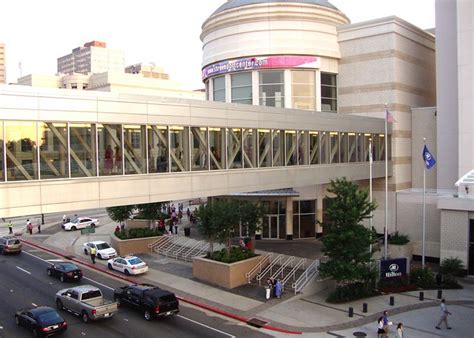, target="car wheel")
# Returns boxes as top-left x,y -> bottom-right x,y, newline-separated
56,299 -> 63,310
84,249 -> 88,255
60,275 -> 65,283
15,315 -> 20,325
97,253 -> 102,260
82,311 -> 90,323
144,310 -> 152,321
124,269 -> 130,276
90,223 -> 96,228
108,263 -> 113,270
71,226 -> 77,231
47,269 -> 52,276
